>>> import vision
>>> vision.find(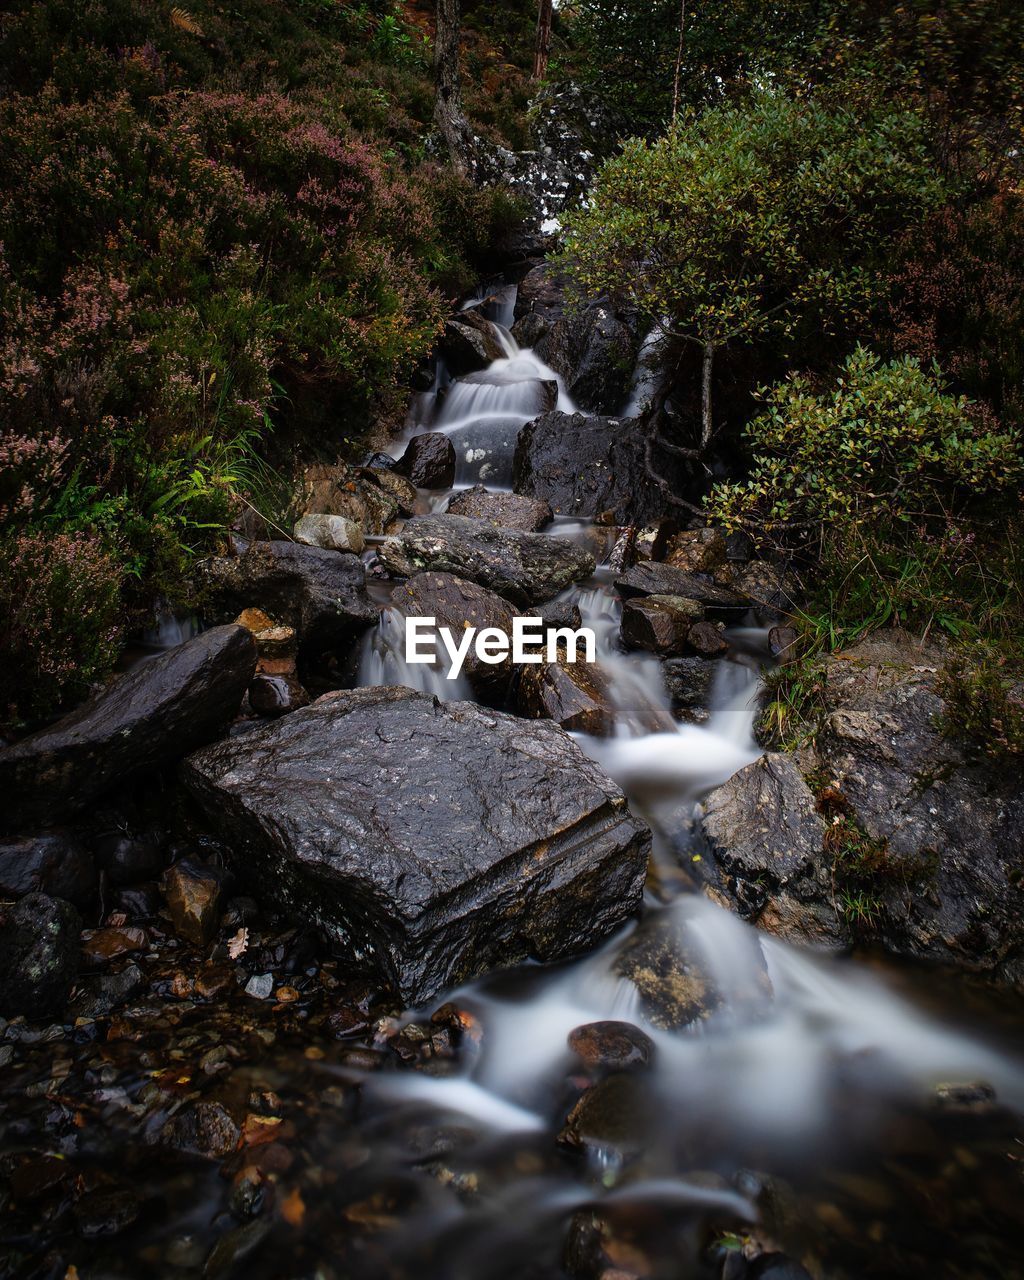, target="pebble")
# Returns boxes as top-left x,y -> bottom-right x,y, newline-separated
245,973 -> 274,1000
